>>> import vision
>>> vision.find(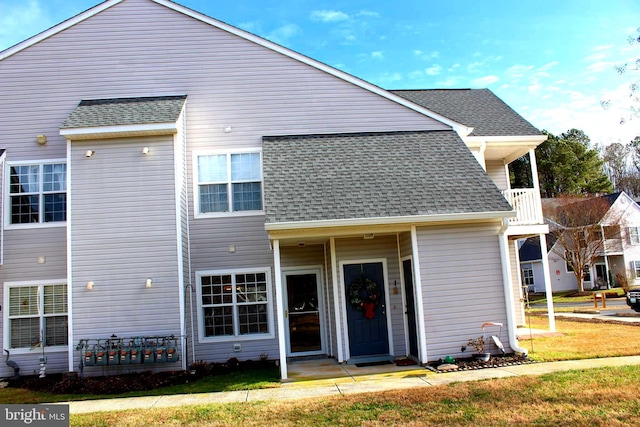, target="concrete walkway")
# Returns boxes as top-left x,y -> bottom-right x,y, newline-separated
63,355 -> 640,414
